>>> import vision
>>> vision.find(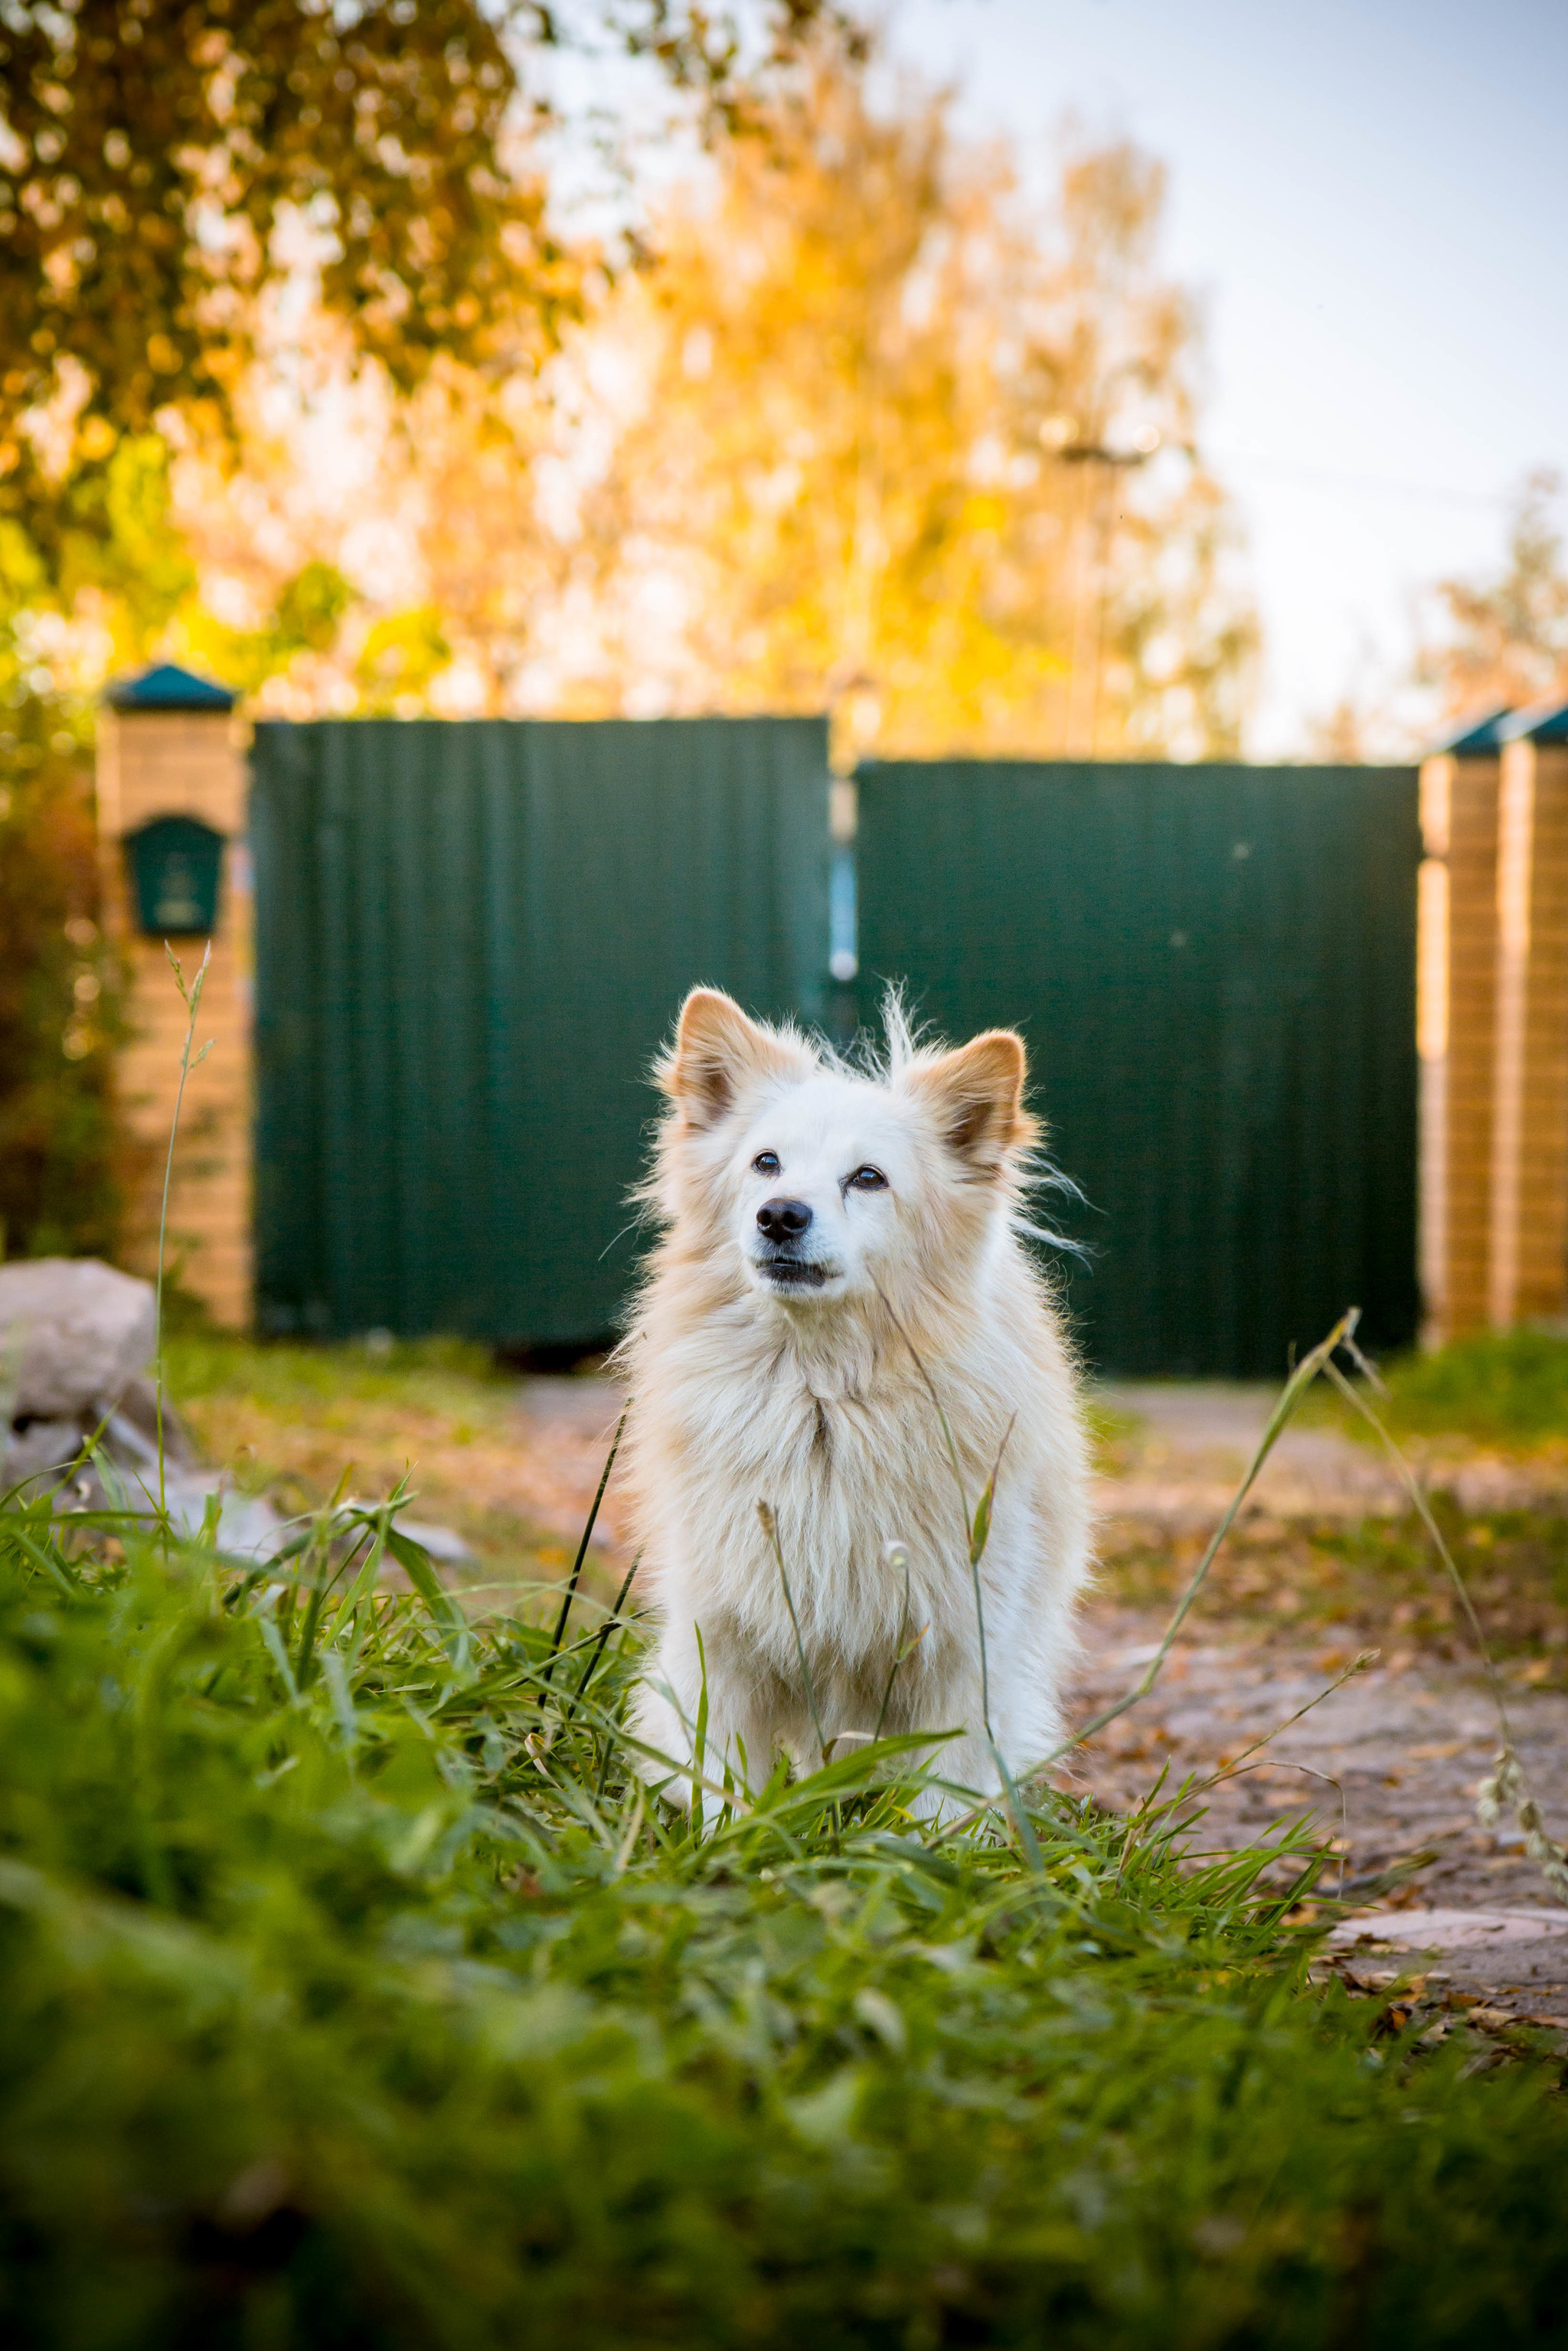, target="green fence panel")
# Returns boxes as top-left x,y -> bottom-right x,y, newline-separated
855,760 -> 1419,1380
252,717 -> 831,1345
